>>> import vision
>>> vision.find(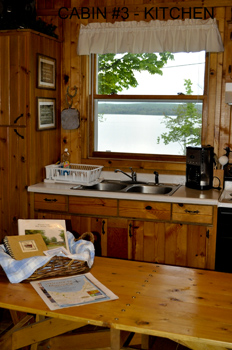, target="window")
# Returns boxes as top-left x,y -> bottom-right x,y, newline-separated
90,51 -> 206,158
